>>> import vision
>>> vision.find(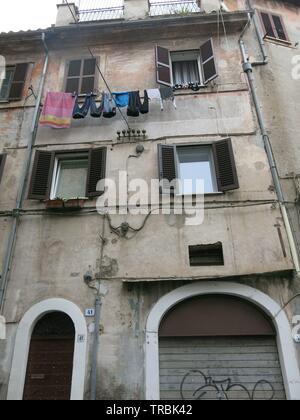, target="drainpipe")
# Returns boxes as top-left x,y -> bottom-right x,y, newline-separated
0,33 -> 49,313
90,294 -> 102,401
239,39 -> 300,277
246,0 -> 268,66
